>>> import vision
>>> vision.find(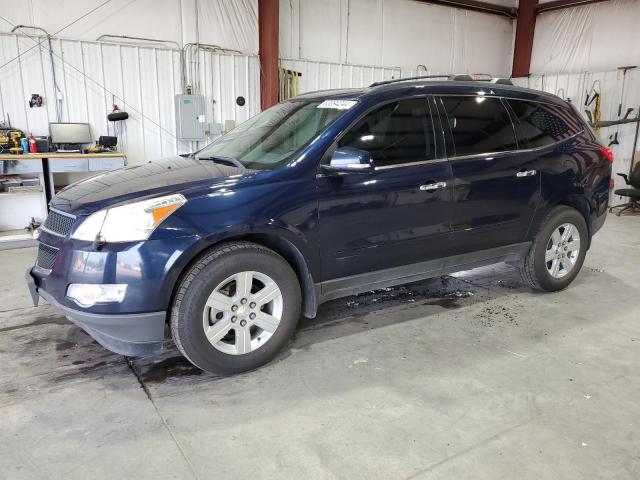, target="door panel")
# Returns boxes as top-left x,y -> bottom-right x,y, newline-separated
317,97 -> 453,282
436,95 -> 540,254
317,162 -> 452,280
447,151 -> 540,253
